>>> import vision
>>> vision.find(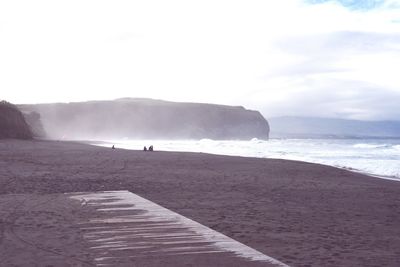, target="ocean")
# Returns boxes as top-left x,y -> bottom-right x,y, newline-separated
92,138 -> 400,181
